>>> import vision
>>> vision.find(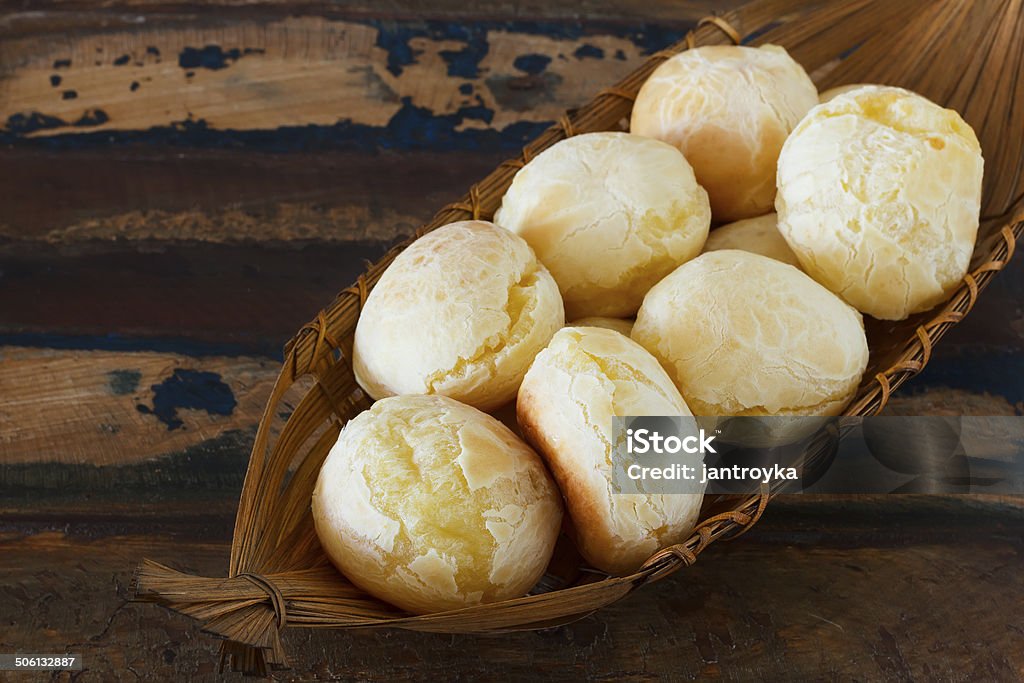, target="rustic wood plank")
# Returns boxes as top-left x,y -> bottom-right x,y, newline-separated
0,249 -> 1019,372
0,346 -> 279,465
0,149 -> 501,243
0,0 -> 737,32
0,345 -> 1018,532
0,16 -> 689,146
0,496 -> 1021,681
0,240 -> 391,355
